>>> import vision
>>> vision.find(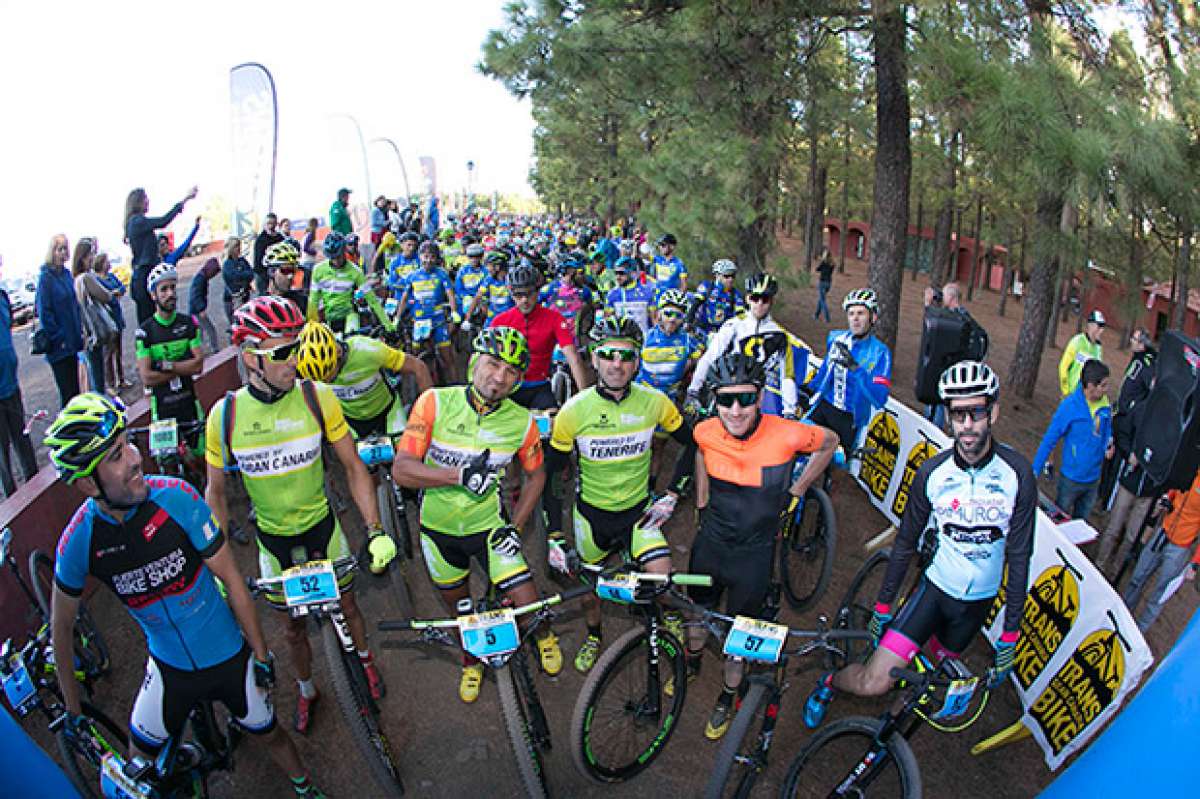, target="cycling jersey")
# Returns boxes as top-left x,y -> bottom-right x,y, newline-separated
399,266 -> 453,321
476,276 -> 515,321
607,282 -> 657,333
540,278 -> 595,341
688,313 -> 806,417
135,311 -> 202,422
55,476 -> 242,671
387,253 -> 420,292
637,326 -> 703,398
331,336 -> 407,421
652,255 -> 687,290
692,280 -> 745,333
808,330 -> 892,434
454,263 -> 487,315
588,269 -> 616,296
204,381 -> 349,536
878,443 -> 1036,635
398,387 -> 542,535
550,383 -> 683,512
490,304 -> 574,384
310,259 -> 366,323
